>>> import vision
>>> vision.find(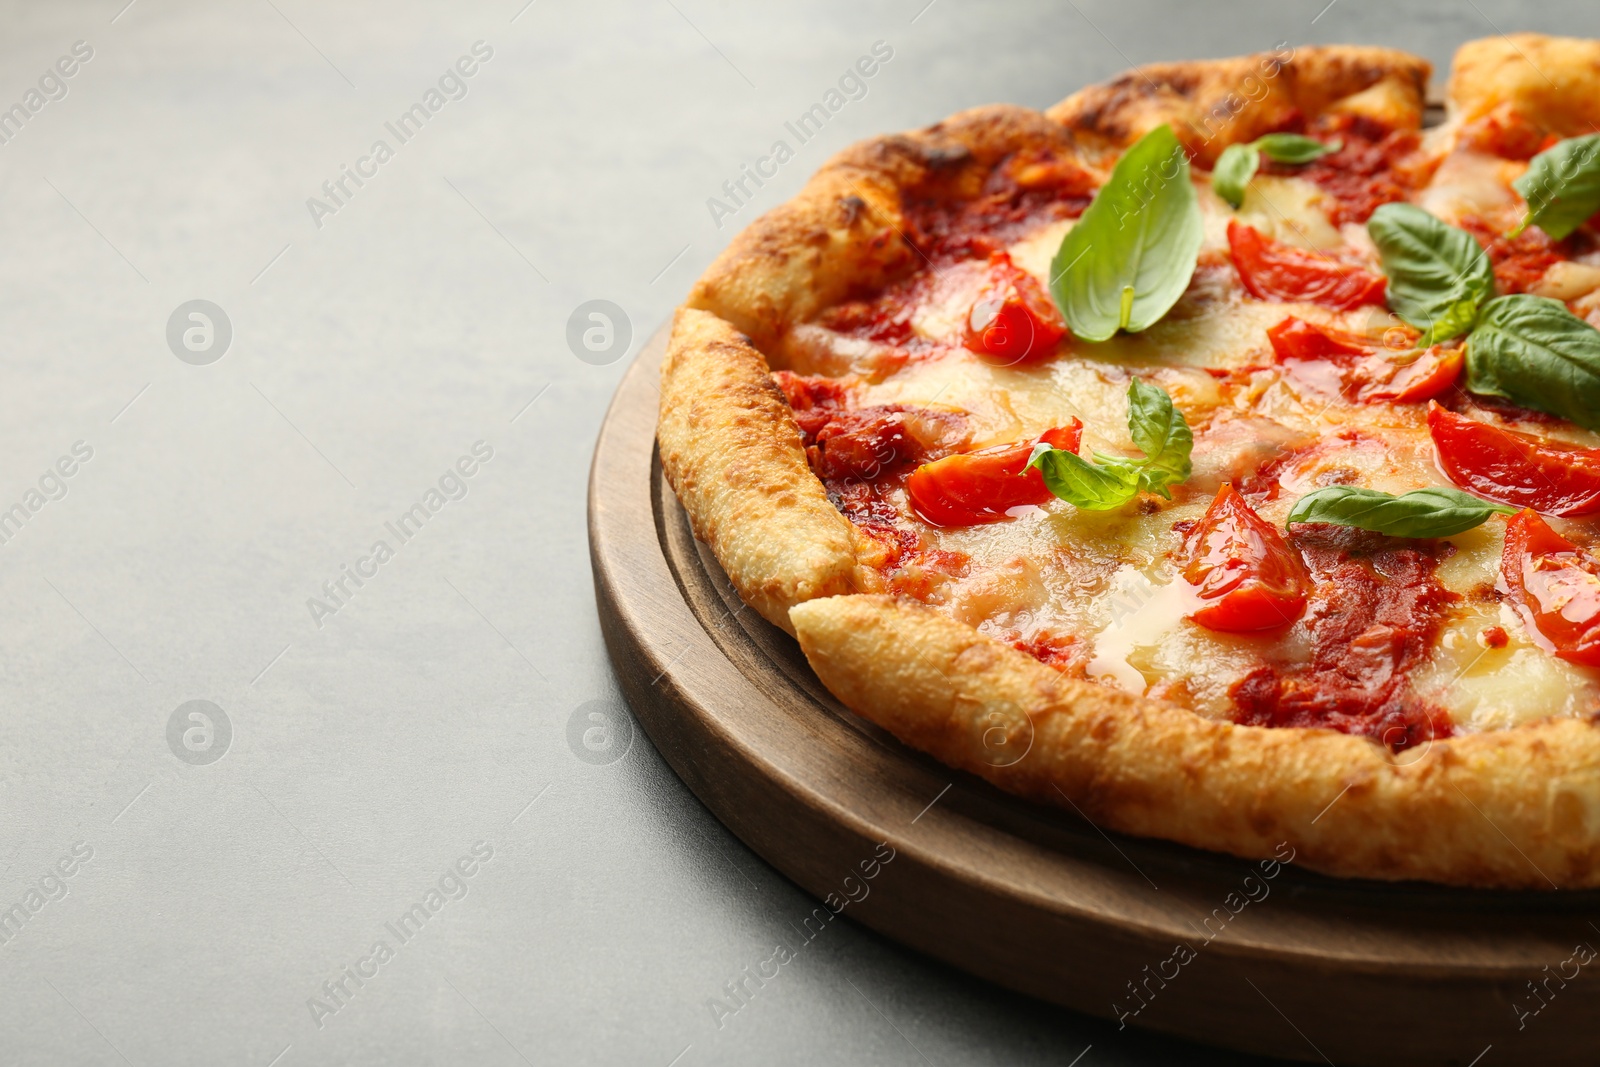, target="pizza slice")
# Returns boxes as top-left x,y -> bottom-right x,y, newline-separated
657,34 -> 1600,888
